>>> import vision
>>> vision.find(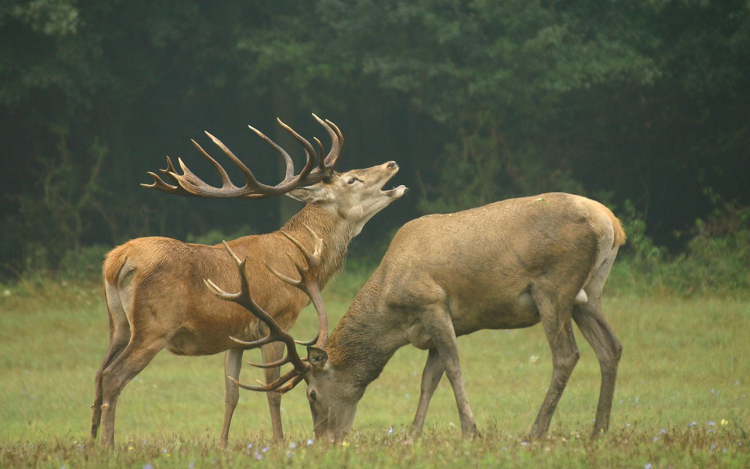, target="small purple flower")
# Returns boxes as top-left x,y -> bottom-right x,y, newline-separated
143,464 -> 155,469
689,421 -> 696,427
644,464 -> 652,469
307,438 -> 314,446
388,427 -> 393,435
